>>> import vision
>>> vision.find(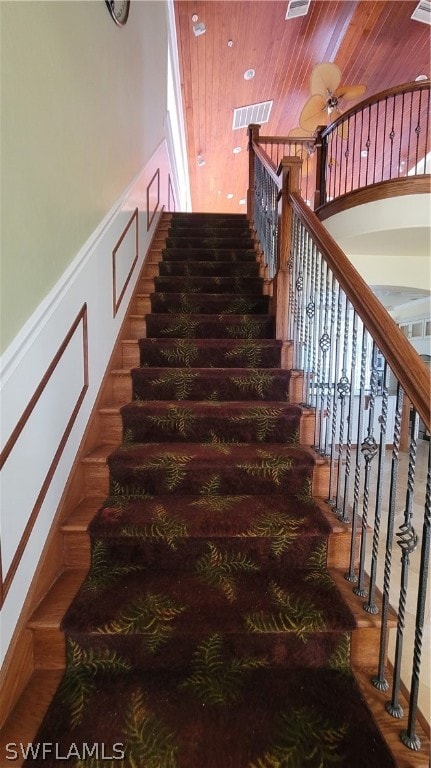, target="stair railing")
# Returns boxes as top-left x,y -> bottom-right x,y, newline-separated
317,81 -> 430,207
247,125 -> 430,751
